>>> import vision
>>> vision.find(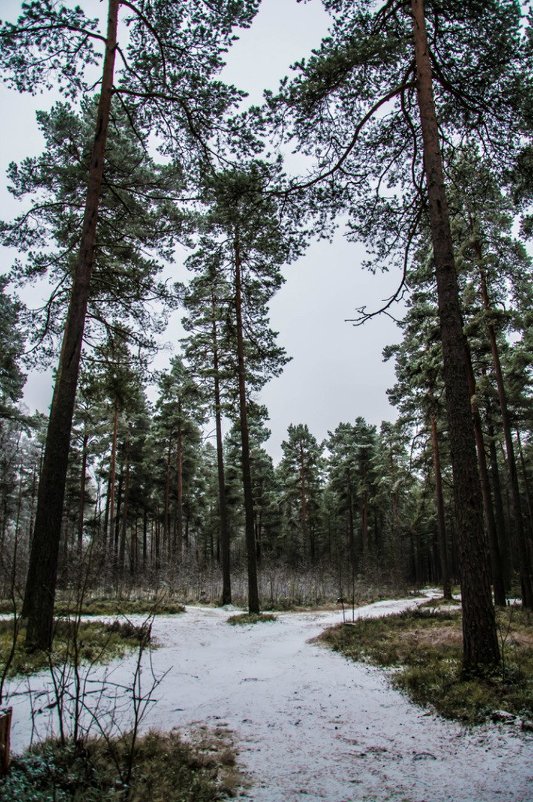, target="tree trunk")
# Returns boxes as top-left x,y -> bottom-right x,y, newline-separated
298,443 -> 311,562
0,707 -> 12,776
485,389 -> 512,591
77,431 -> 89,558
361,491 -> 369,566
175,423 -> 183,561
119,445 -> 129,572
114,467 -> 123,571
155,514 -> 161,571
102,472 -> 111,562
108,401 -> 119,559
411,0 -> 499,672
22,0 -> 120,650
130,516 -> 137,576
516,430 -> 533,537
347,485 -> 356,609
465,351 -> 506,606
476,249 -> 533,608
234,234 -> 260,614
142,507 -> 148,568
429,414 -> 452,599
212,308 -> 232,604
163,439 -> 172,563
